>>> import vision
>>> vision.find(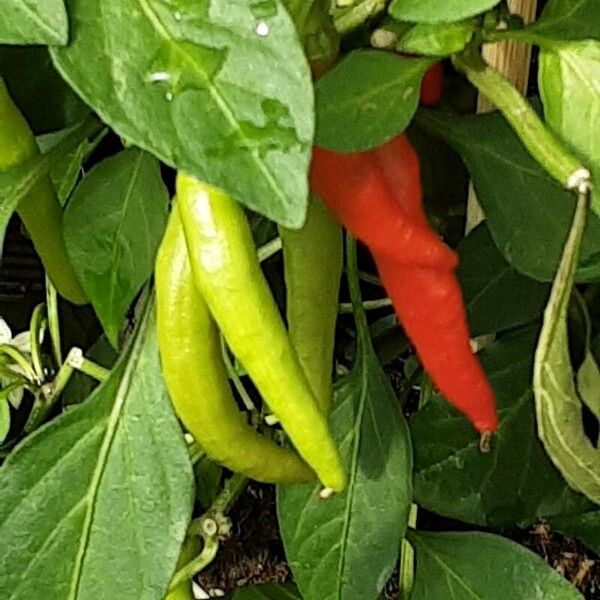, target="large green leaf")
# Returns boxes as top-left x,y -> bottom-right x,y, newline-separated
534,191 -> 600,505
64,149 -> 169,348
227,584 -> 302,599
409,531 -> 583,599
417,109 -> 600,283
539,41 -> 600,216
412,328 -> 590,527
0,299 -> 194,600
458,223 -> 550,337
277,253 -> 413,600
51,0 -> 314,228
0,0 -> 68,45
389,0 -> 500,24
529,0 -> 600,42
315,51 -> 431,151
